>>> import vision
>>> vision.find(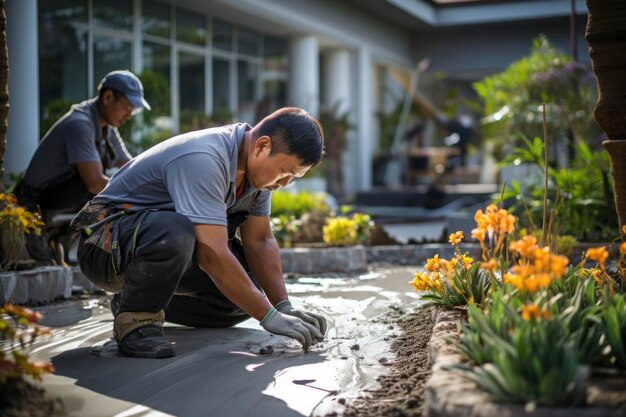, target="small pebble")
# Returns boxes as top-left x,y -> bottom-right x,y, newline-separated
259,345 -> 274,354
